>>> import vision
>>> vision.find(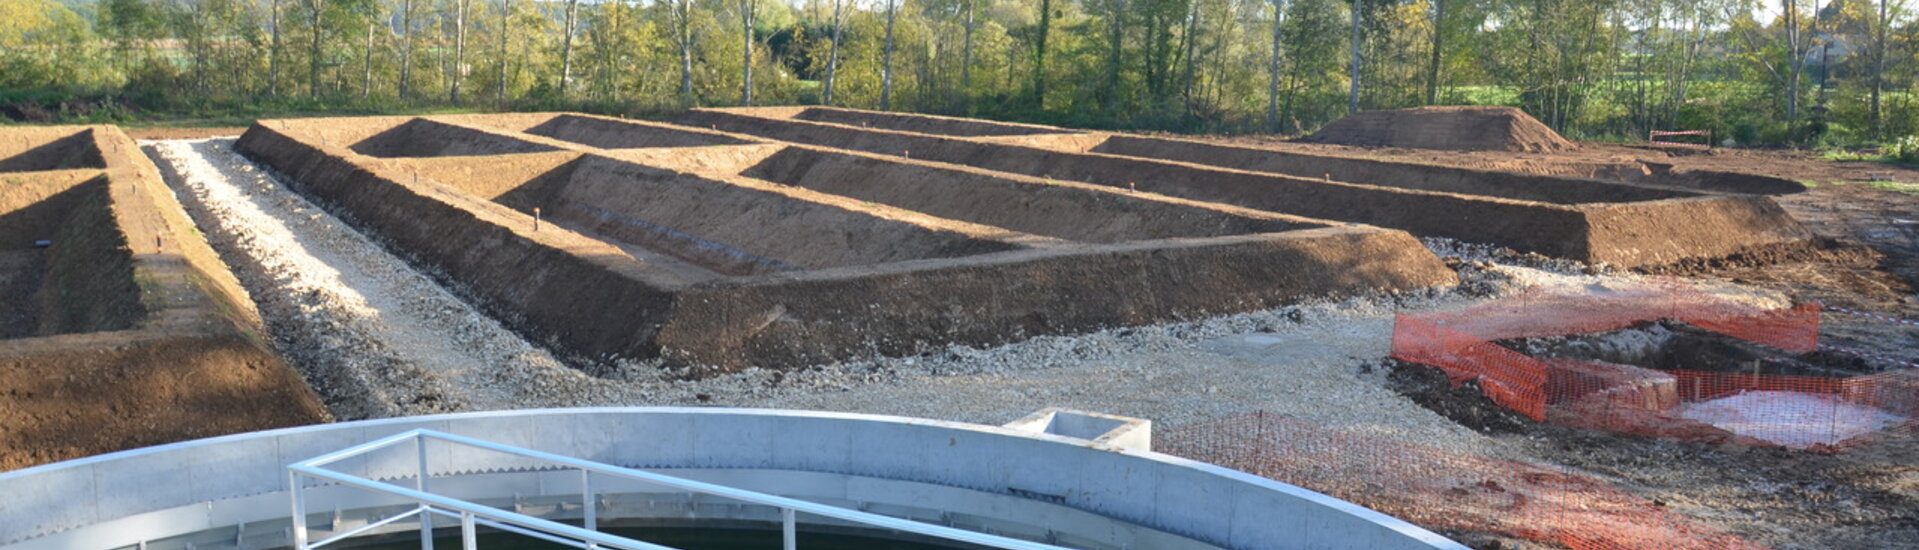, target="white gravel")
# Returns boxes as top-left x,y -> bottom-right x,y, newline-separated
143,137 -> 1750,458
146,139 -> 659,417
